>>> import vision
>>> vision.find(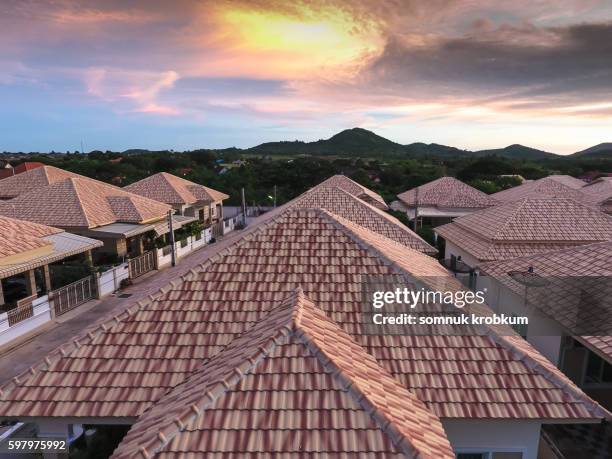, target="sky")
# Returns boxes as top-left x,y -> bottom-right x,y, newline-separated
1,0 -> 612,154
